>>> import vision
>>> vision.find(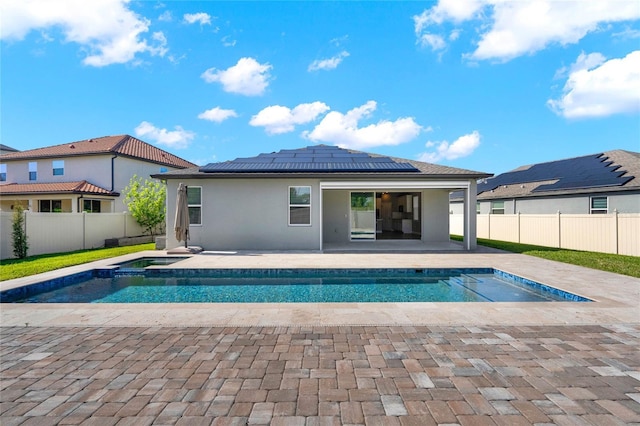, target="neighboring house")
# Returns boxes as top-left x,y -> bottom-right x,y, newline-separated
154,144 -> 491,251
451,150 -> 640,215
0,135 -> 196,213
0,144 -> 19,155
